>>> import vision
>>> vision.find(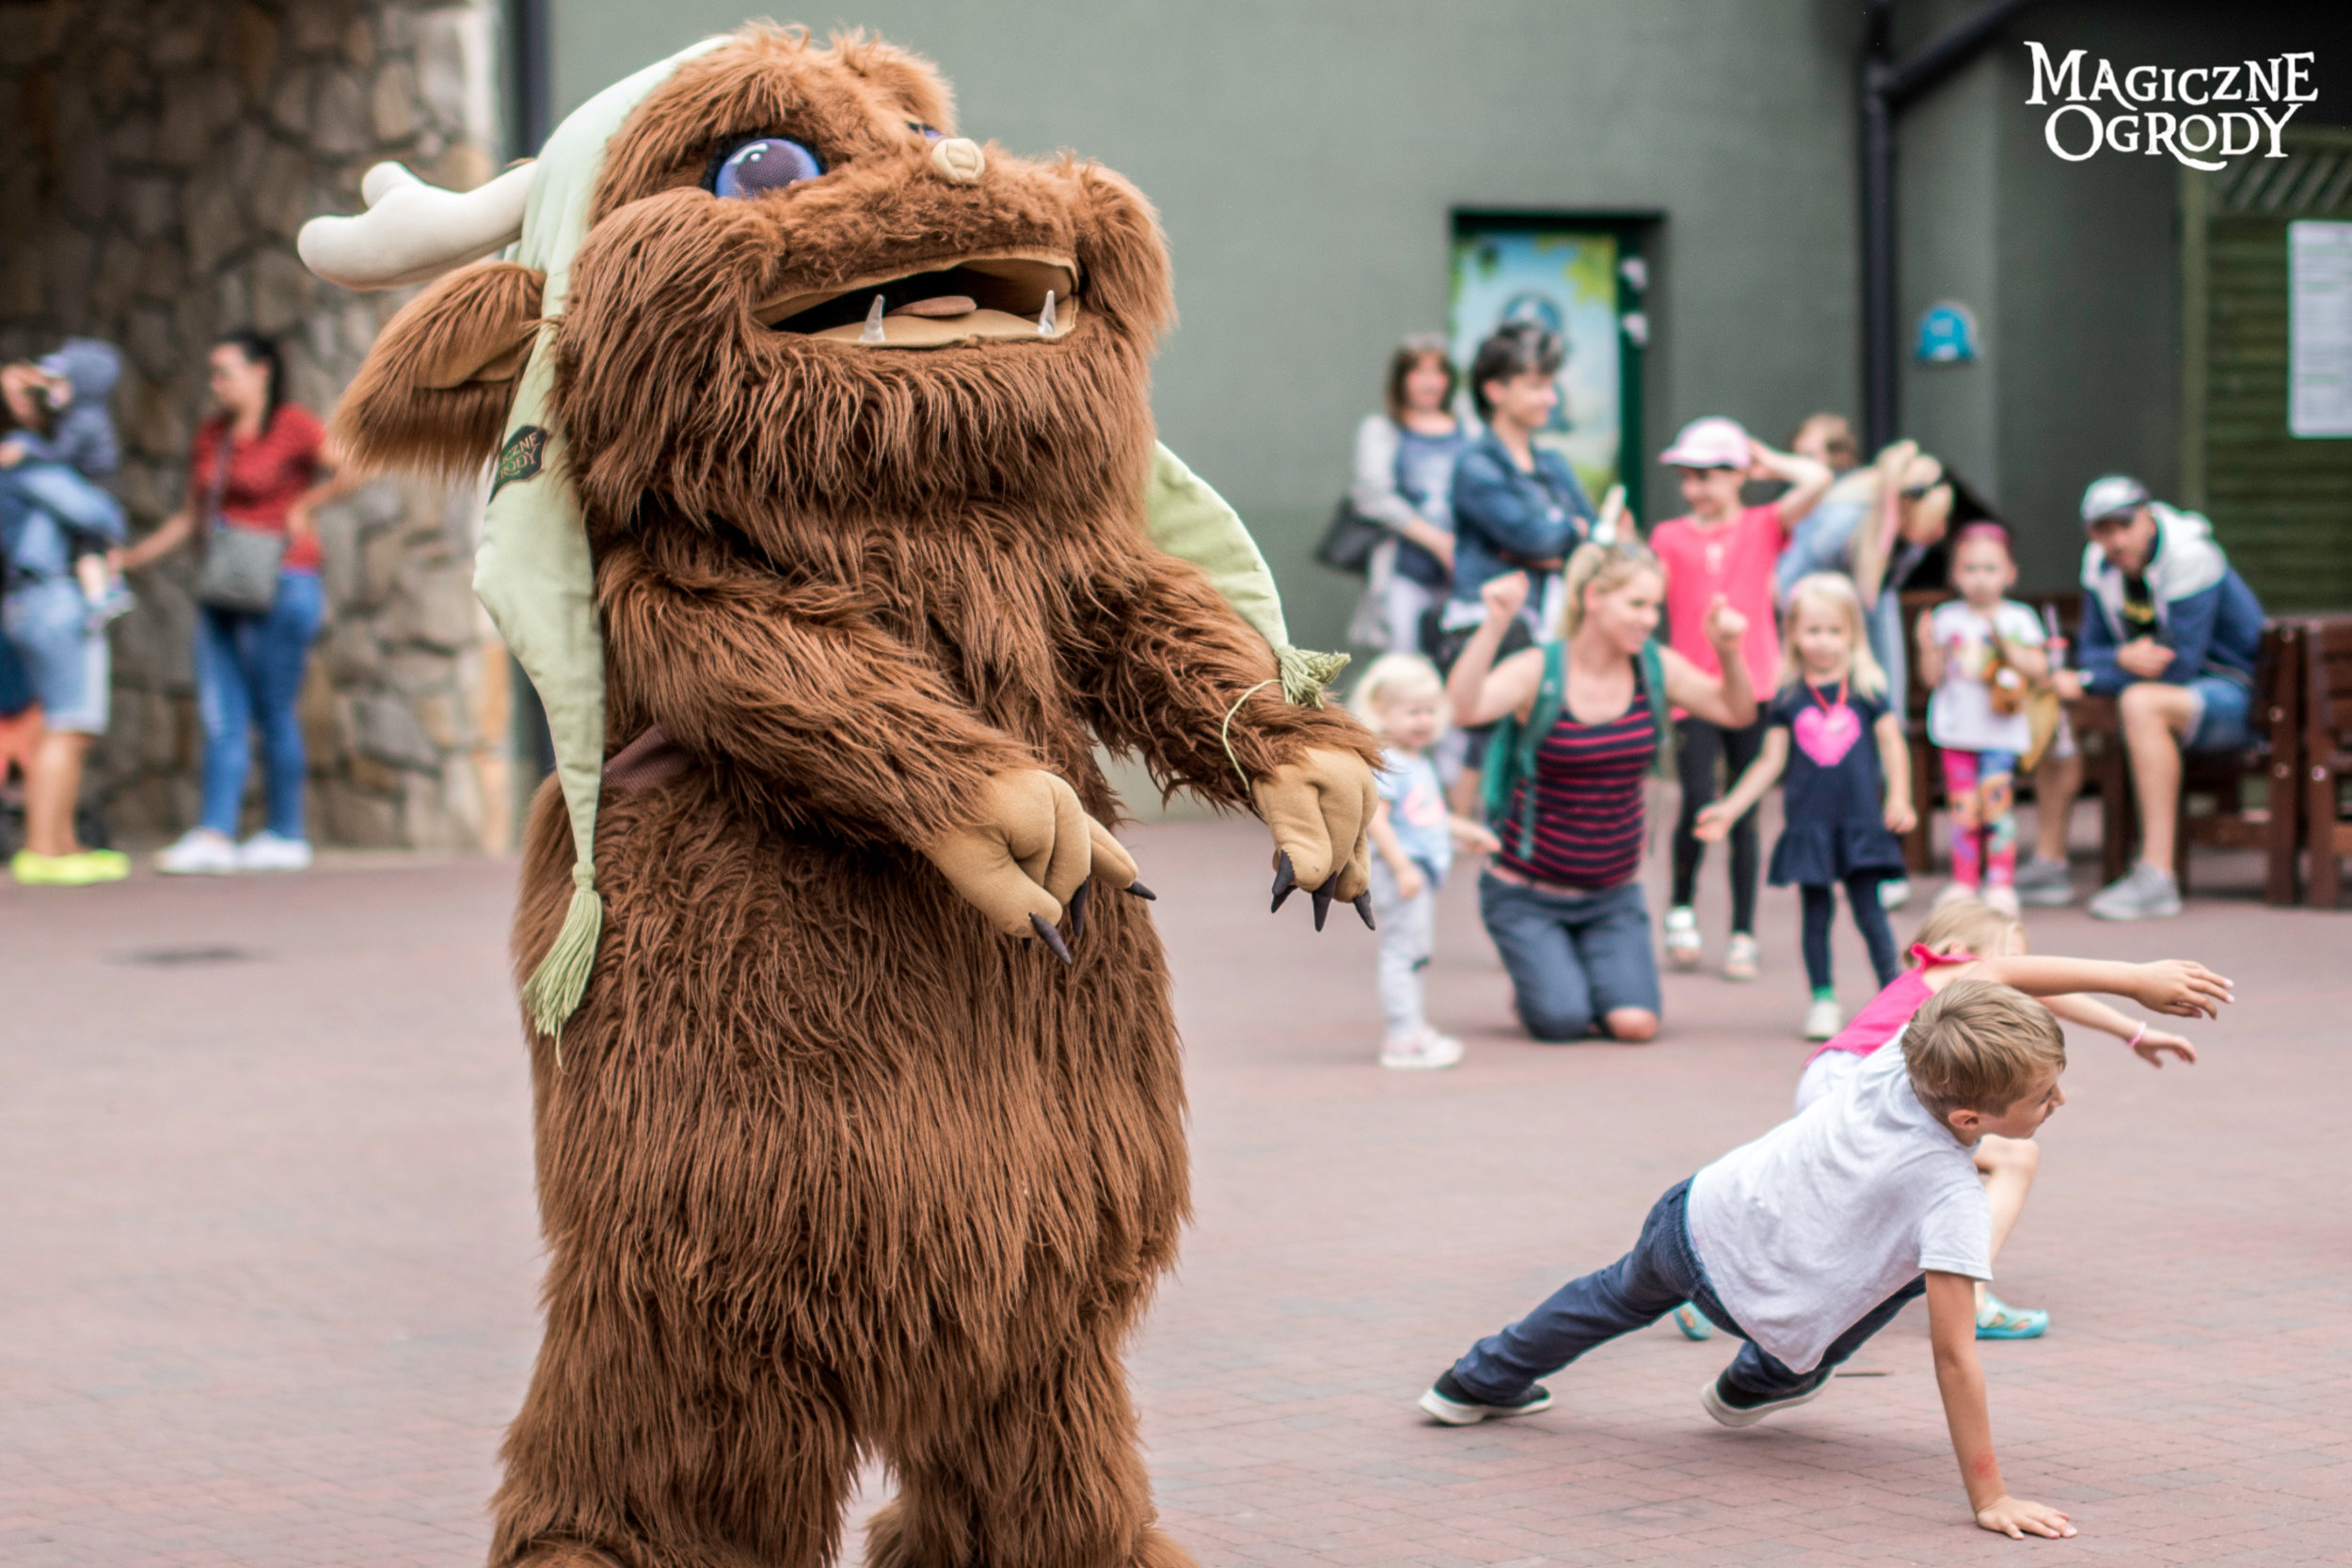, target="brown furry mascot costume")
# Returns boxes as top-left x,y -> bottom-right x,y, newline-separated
297,25 -> 1379,1568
